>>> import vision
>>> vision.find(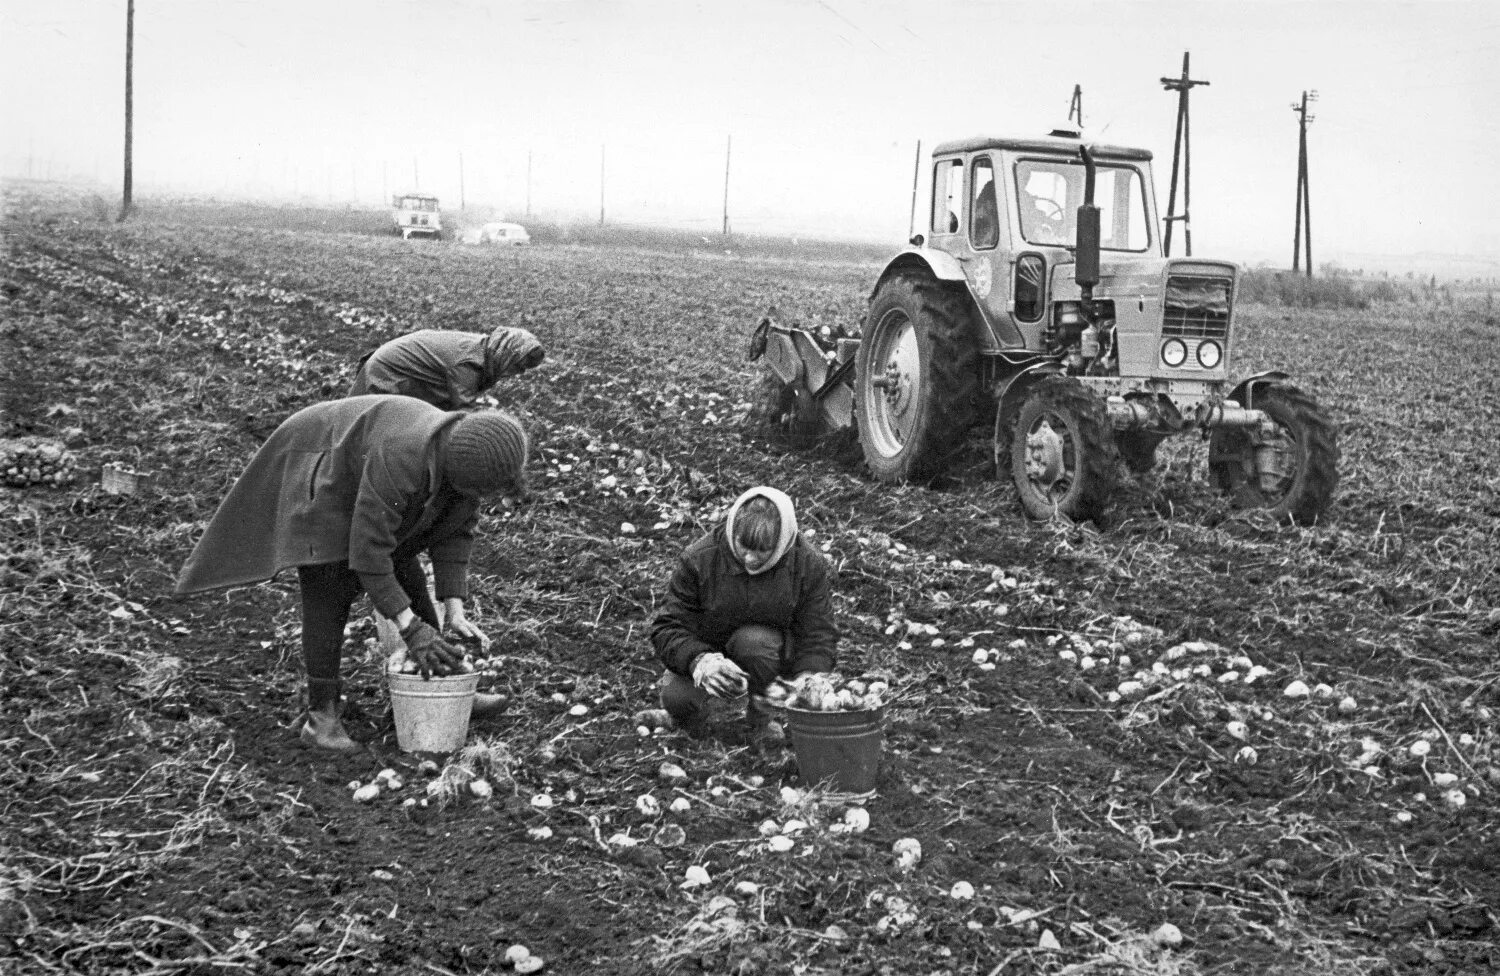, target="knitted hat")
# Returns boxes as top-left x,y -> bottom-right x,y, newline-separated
443,411 -> 528,496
